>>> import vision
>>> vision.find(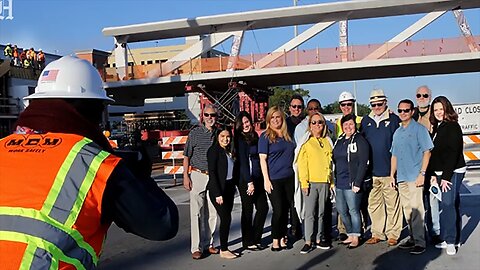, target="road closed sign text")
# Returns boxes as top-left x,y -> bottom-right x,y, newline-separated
453,103 -> 480,134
